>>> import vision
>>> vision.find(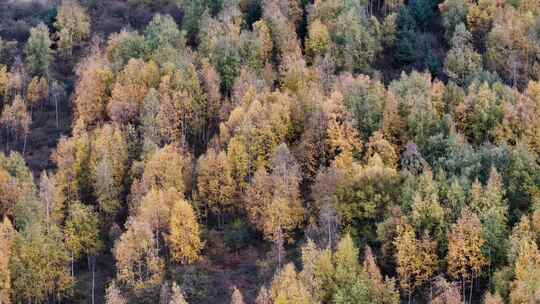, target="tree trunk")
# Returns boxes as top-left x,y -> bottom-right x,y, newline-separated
91,256 -> 95,304
23,132 -> 27,155
55,95 -> 59,128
